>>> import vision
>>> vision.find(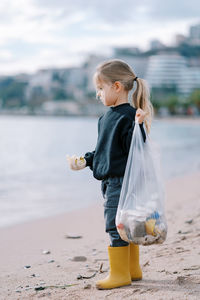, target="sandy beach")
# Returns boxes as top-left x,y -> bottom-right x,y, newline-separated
0,171 -> 200,300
